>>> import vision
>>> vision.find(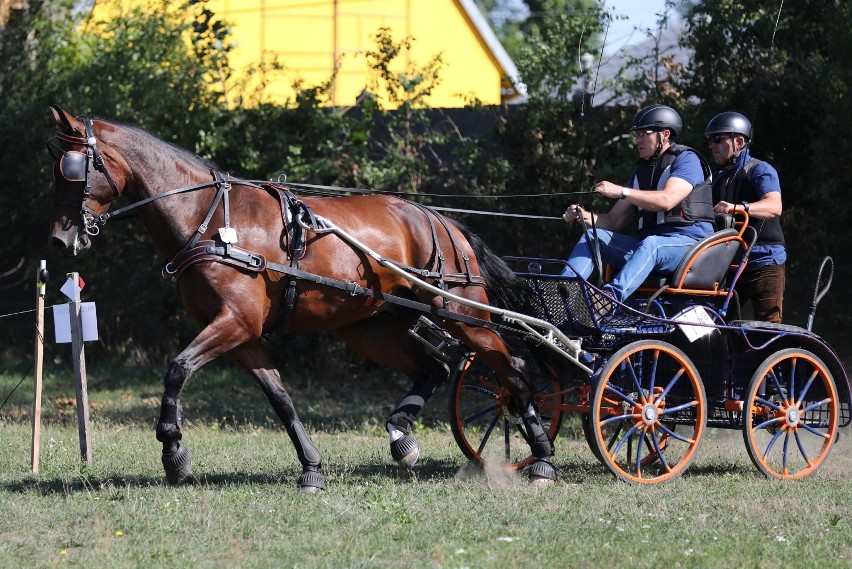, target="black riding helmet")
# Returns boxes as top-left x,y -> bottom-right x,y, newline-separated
705,111 -> 753,141
629,104 -> 683,140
